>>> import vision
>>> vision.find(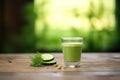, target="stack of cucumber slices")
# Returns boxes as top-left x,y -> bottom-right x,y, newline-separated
30,52 -> 57,67
42,54 -> 57,65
